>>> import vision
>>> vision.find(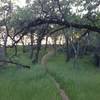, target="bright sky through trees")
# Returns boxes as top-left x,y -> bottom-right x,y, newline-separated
15,0 -> 82,15
15,0 -> 26,7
